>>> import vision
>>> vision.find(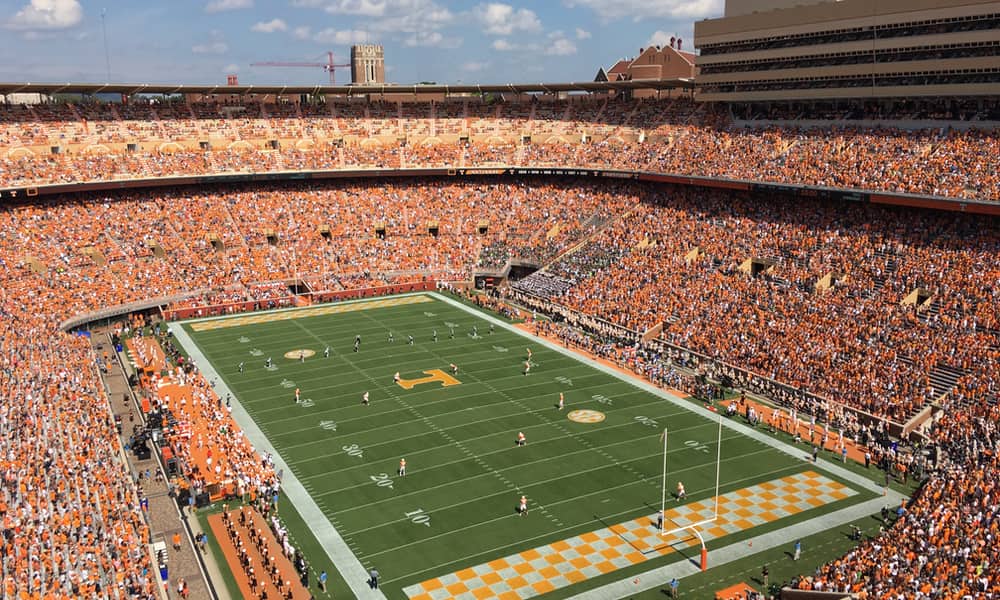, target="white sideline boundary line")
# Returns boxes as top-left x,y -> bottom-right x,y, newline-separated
174,291 -> 904,598
171,320 -> 388,599
427,293 -> 907,597
428,292 -> 892,495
